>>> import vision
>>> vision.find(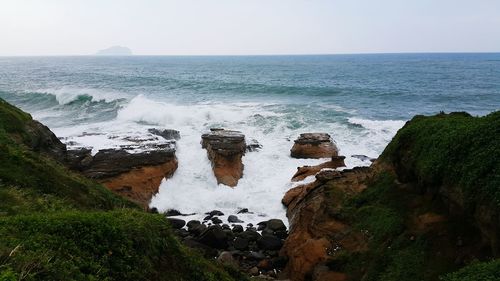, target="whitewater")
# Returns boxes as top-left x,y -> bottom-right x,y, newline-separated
1,54 -> 498,225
